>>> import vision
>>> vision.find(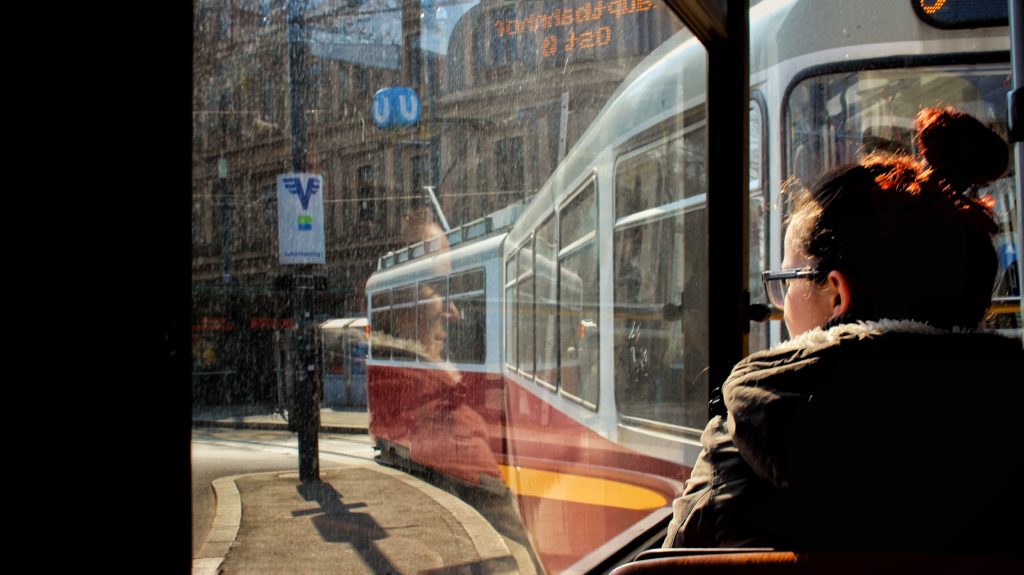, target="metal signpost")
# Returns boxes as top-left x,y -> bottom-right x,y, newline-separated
284,0 -> 321,483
